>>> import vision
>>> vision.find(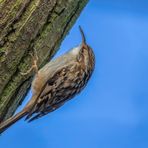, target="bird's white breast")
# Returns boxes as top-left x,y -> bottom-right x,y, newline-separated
71,45 -> 81,55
